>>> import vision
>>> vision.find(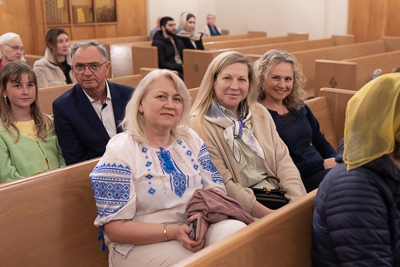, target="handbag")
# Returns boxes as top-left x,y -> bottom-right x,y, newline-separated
250,177 -> 289,210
